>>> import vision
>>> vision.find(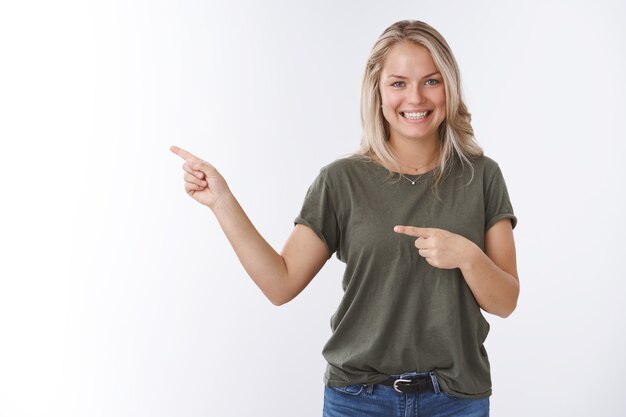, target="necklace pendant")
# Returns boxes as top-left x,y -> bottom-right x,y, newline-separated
402,173 -> 422,185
